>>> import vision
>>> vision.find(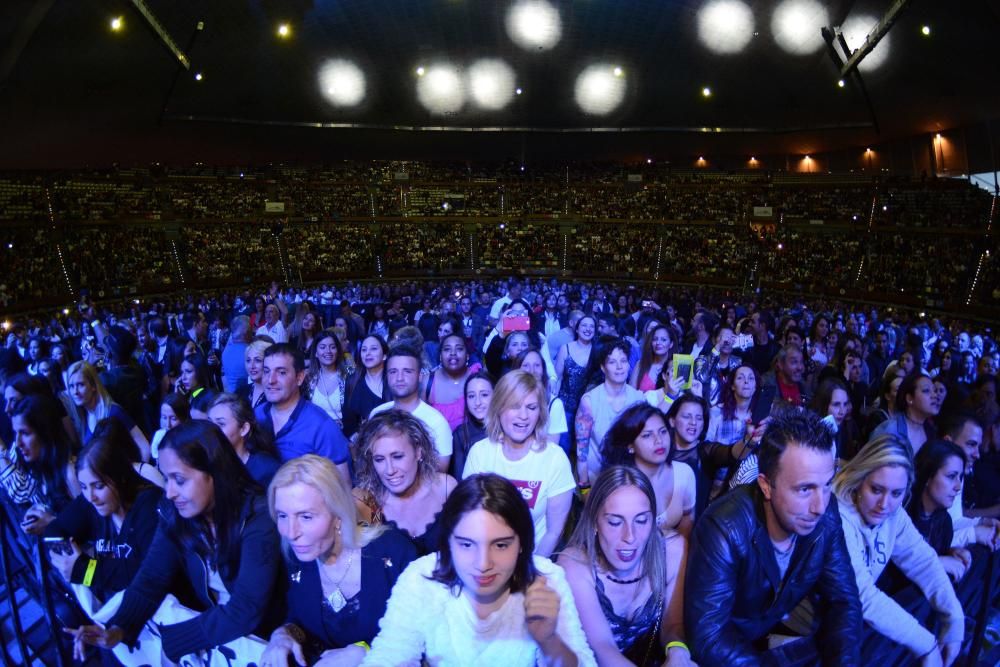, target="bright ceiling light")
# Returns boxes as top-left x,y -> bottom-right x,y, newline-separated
841,15 -> 891,72
467,59 -> 516,110
318,59 -> 366,107
772,0 -> 829,55
697,0 -> 755,54
277,23 -> 291,39
110,16 -> 124,32
506,0 -> 562,51
702,86 -> 712,97
417,63 -> 465,114
574,64 -> 626,116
